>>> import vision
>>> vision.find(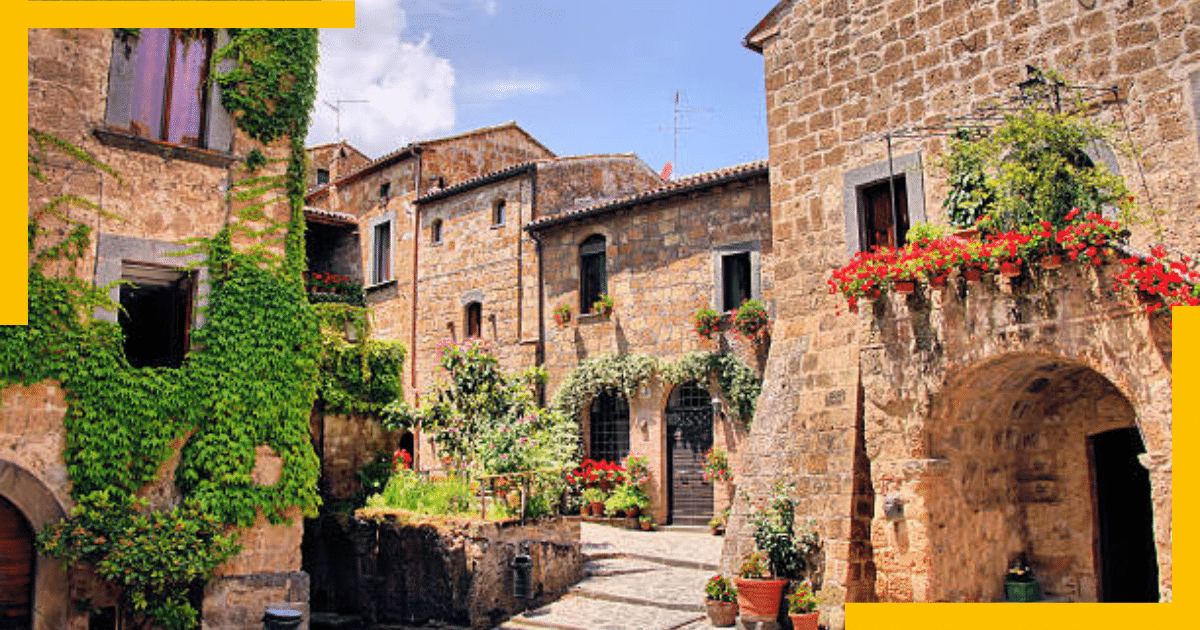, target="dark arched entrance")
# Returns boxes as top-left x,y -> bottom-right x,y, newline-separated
1090,427 -> 1158,602
665,382 -> 713,525
0,495 -> 34,630
589,390 -> 629,463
